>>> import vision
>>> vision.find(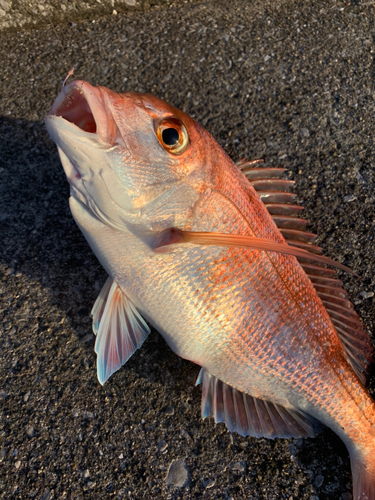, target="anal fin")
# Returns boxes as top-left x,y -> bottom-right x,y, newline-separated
91,277 -> 150,385
196,369 -> 323,439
